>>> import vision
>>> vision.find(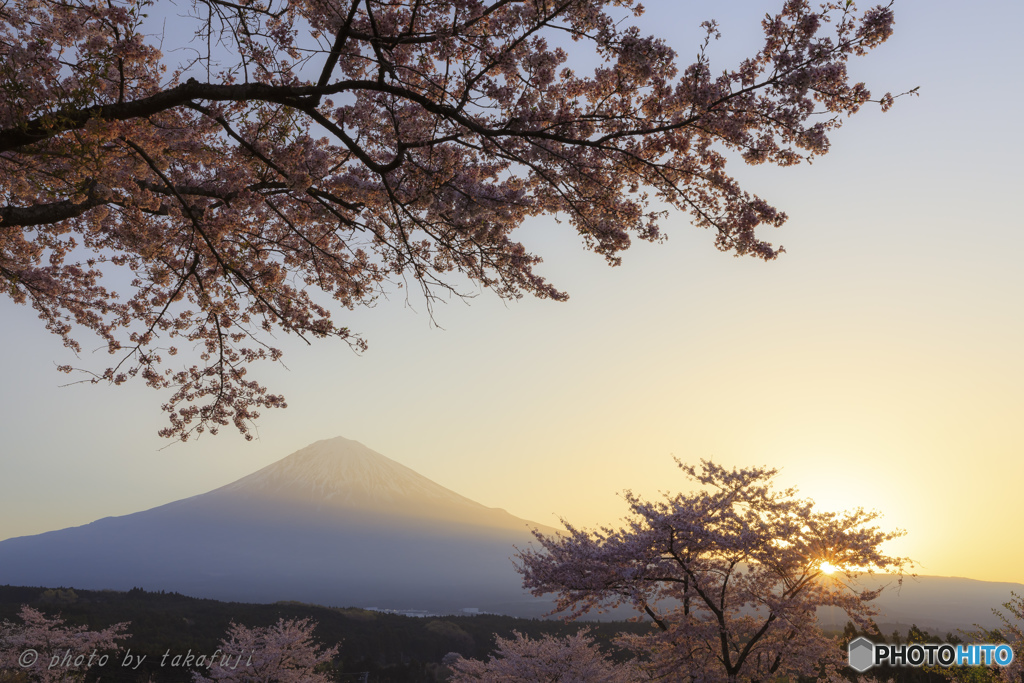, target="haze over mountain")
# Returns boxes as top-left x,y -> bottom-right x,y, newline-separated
0,437 -> 562,615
